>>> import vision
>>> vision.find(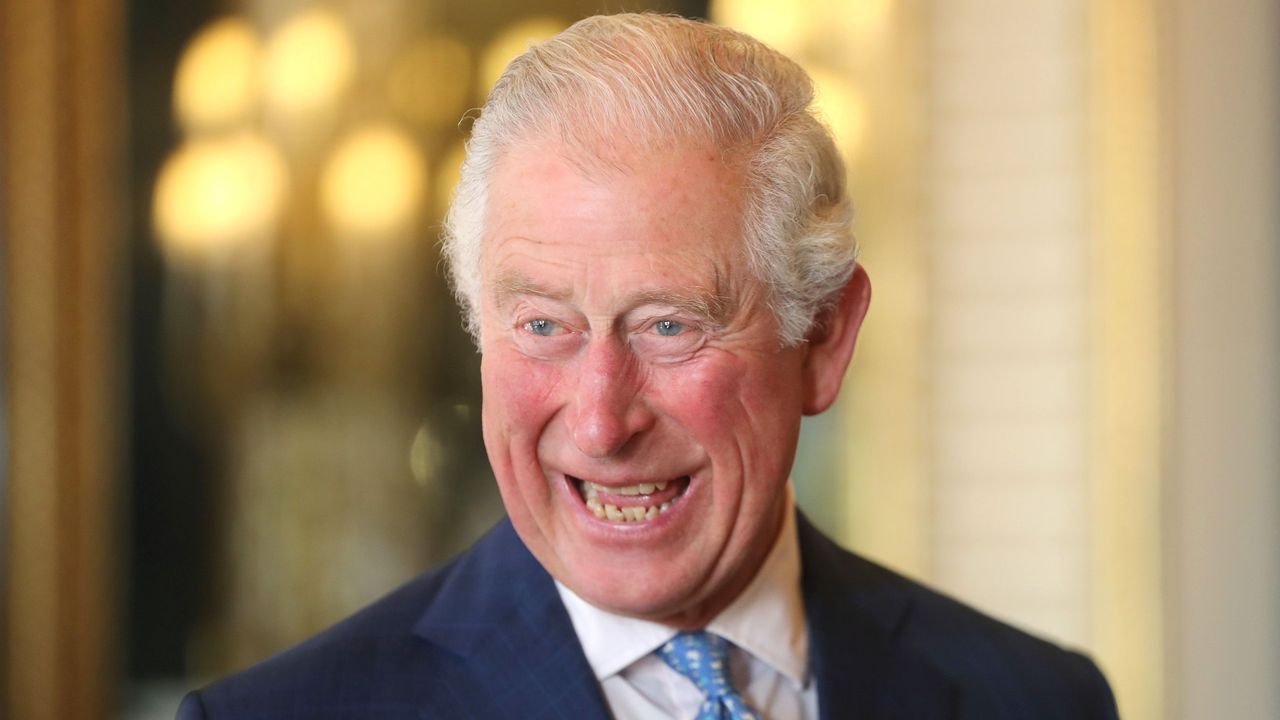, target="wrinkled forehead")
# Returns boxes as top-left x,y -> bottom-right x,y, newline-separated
478,137 -> 758,311
482,133 -> 749,239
